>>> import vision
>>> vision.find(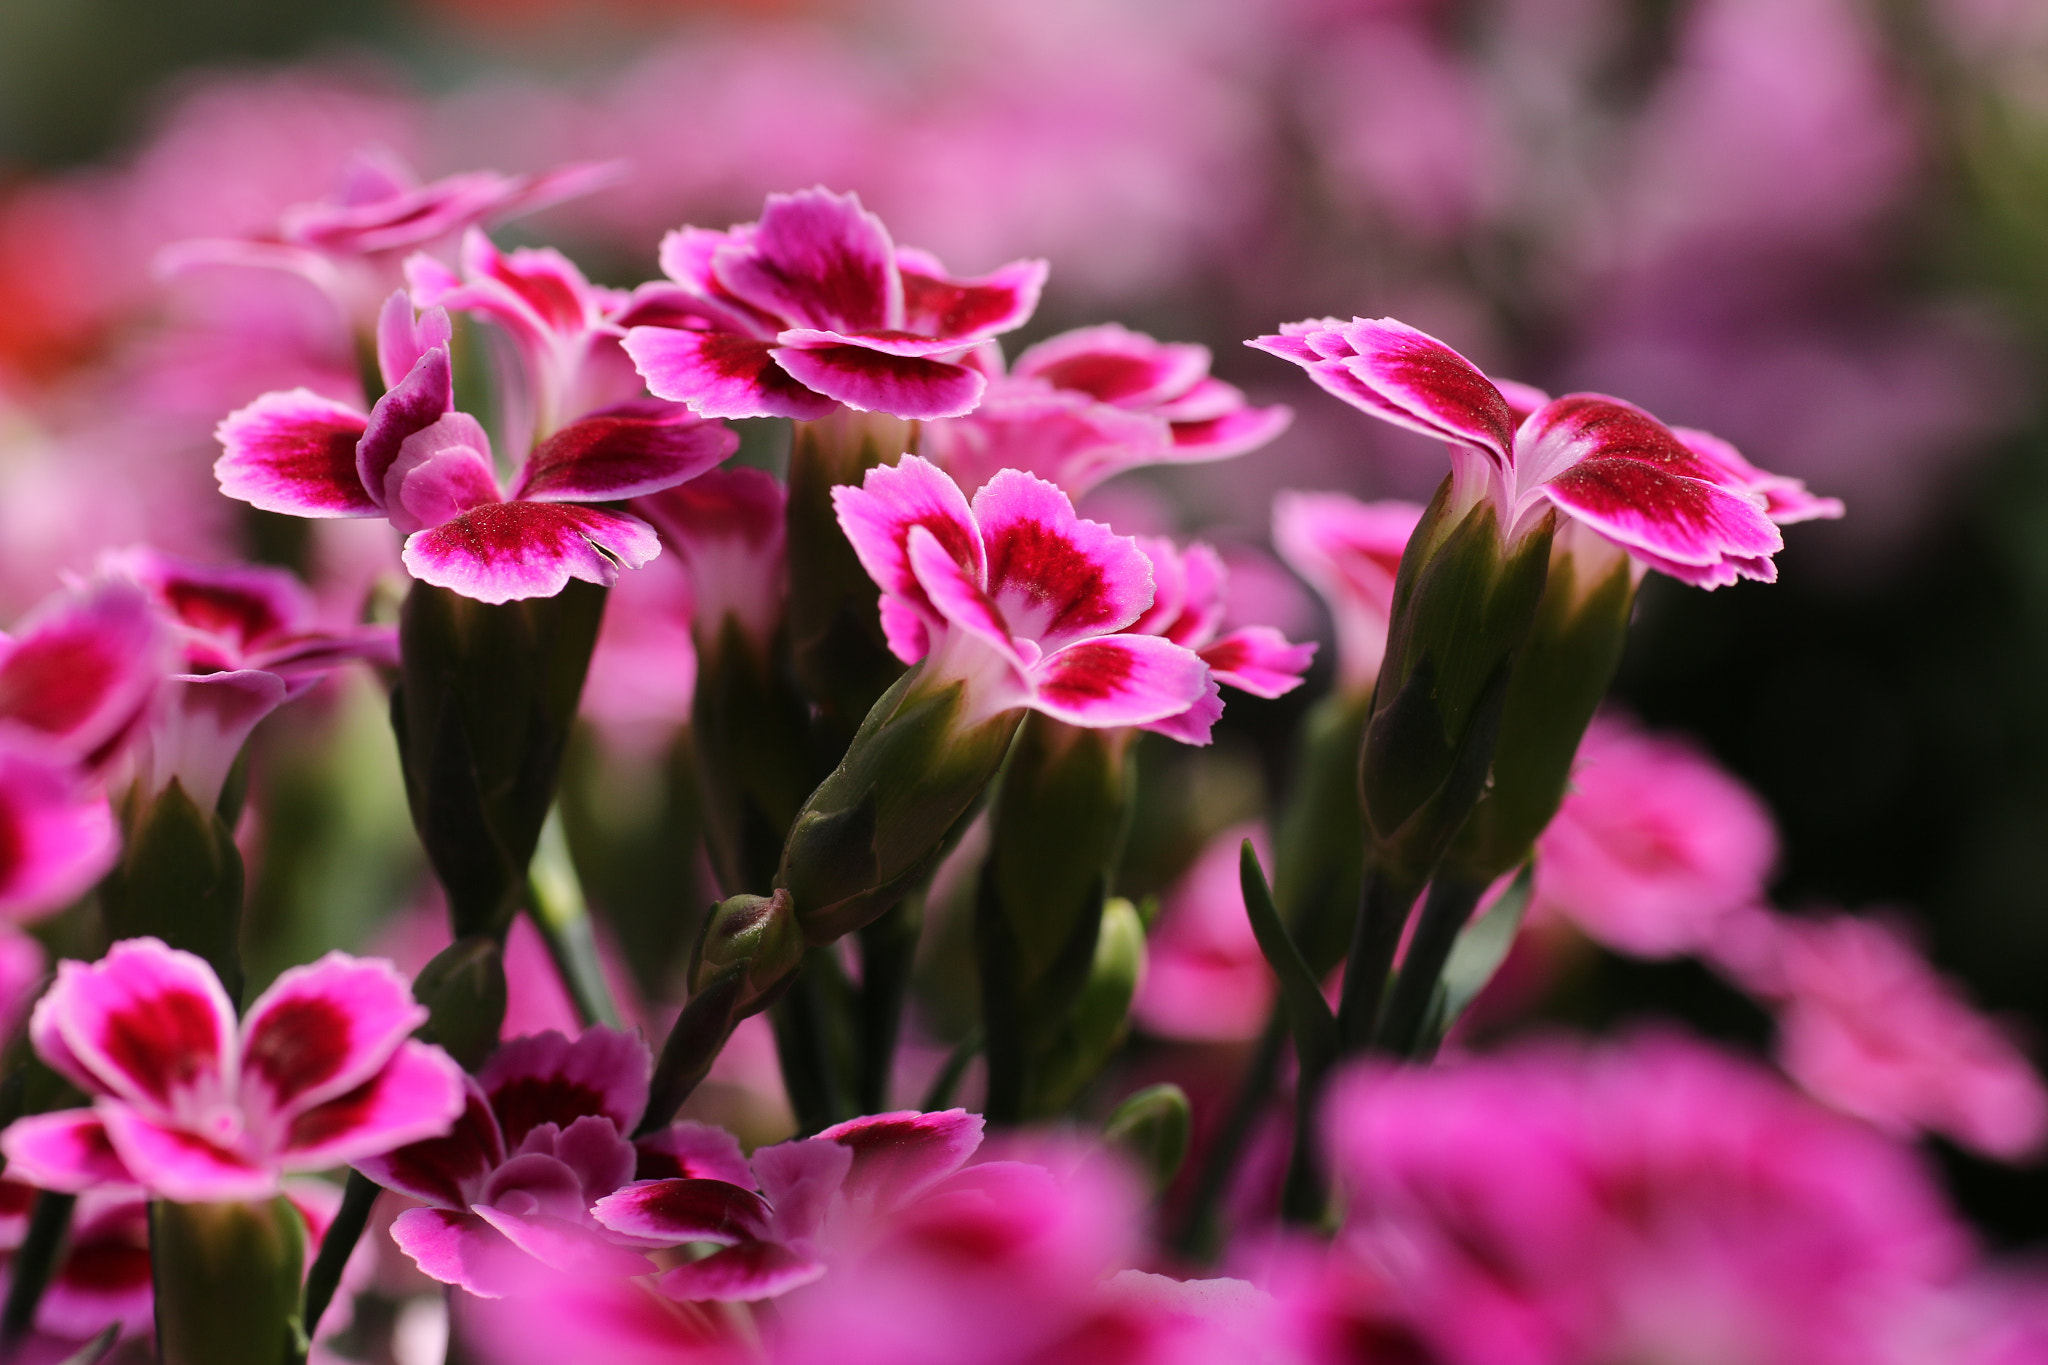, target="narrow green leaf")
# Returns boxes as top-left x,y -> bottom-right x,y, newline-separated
1423,860 -> 1537,1052
1240,842 -> 1336,1070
